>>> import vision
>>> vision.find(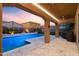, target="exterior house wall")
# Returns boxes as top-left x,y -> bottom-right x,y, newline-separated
75,4 -> 79,47
22,22 -> 40,32
22,22 -> 40,29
